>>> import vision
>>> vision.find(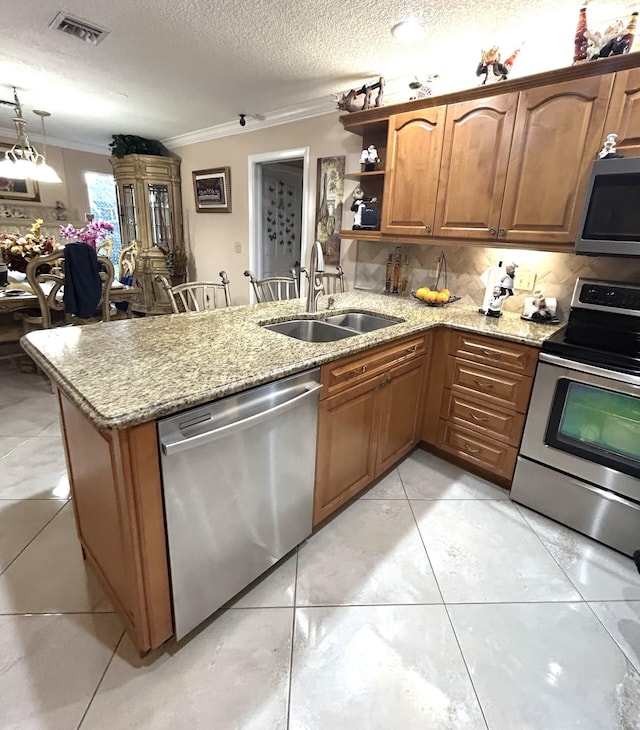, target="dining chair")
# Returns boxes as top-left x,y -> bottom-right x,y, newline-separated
118,241 -> 138,282
24,247 -> 115,330
300,265 -> 346,294
96,237 -> 114,260
155,272 -> 231,313
244,269 -> 299,302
